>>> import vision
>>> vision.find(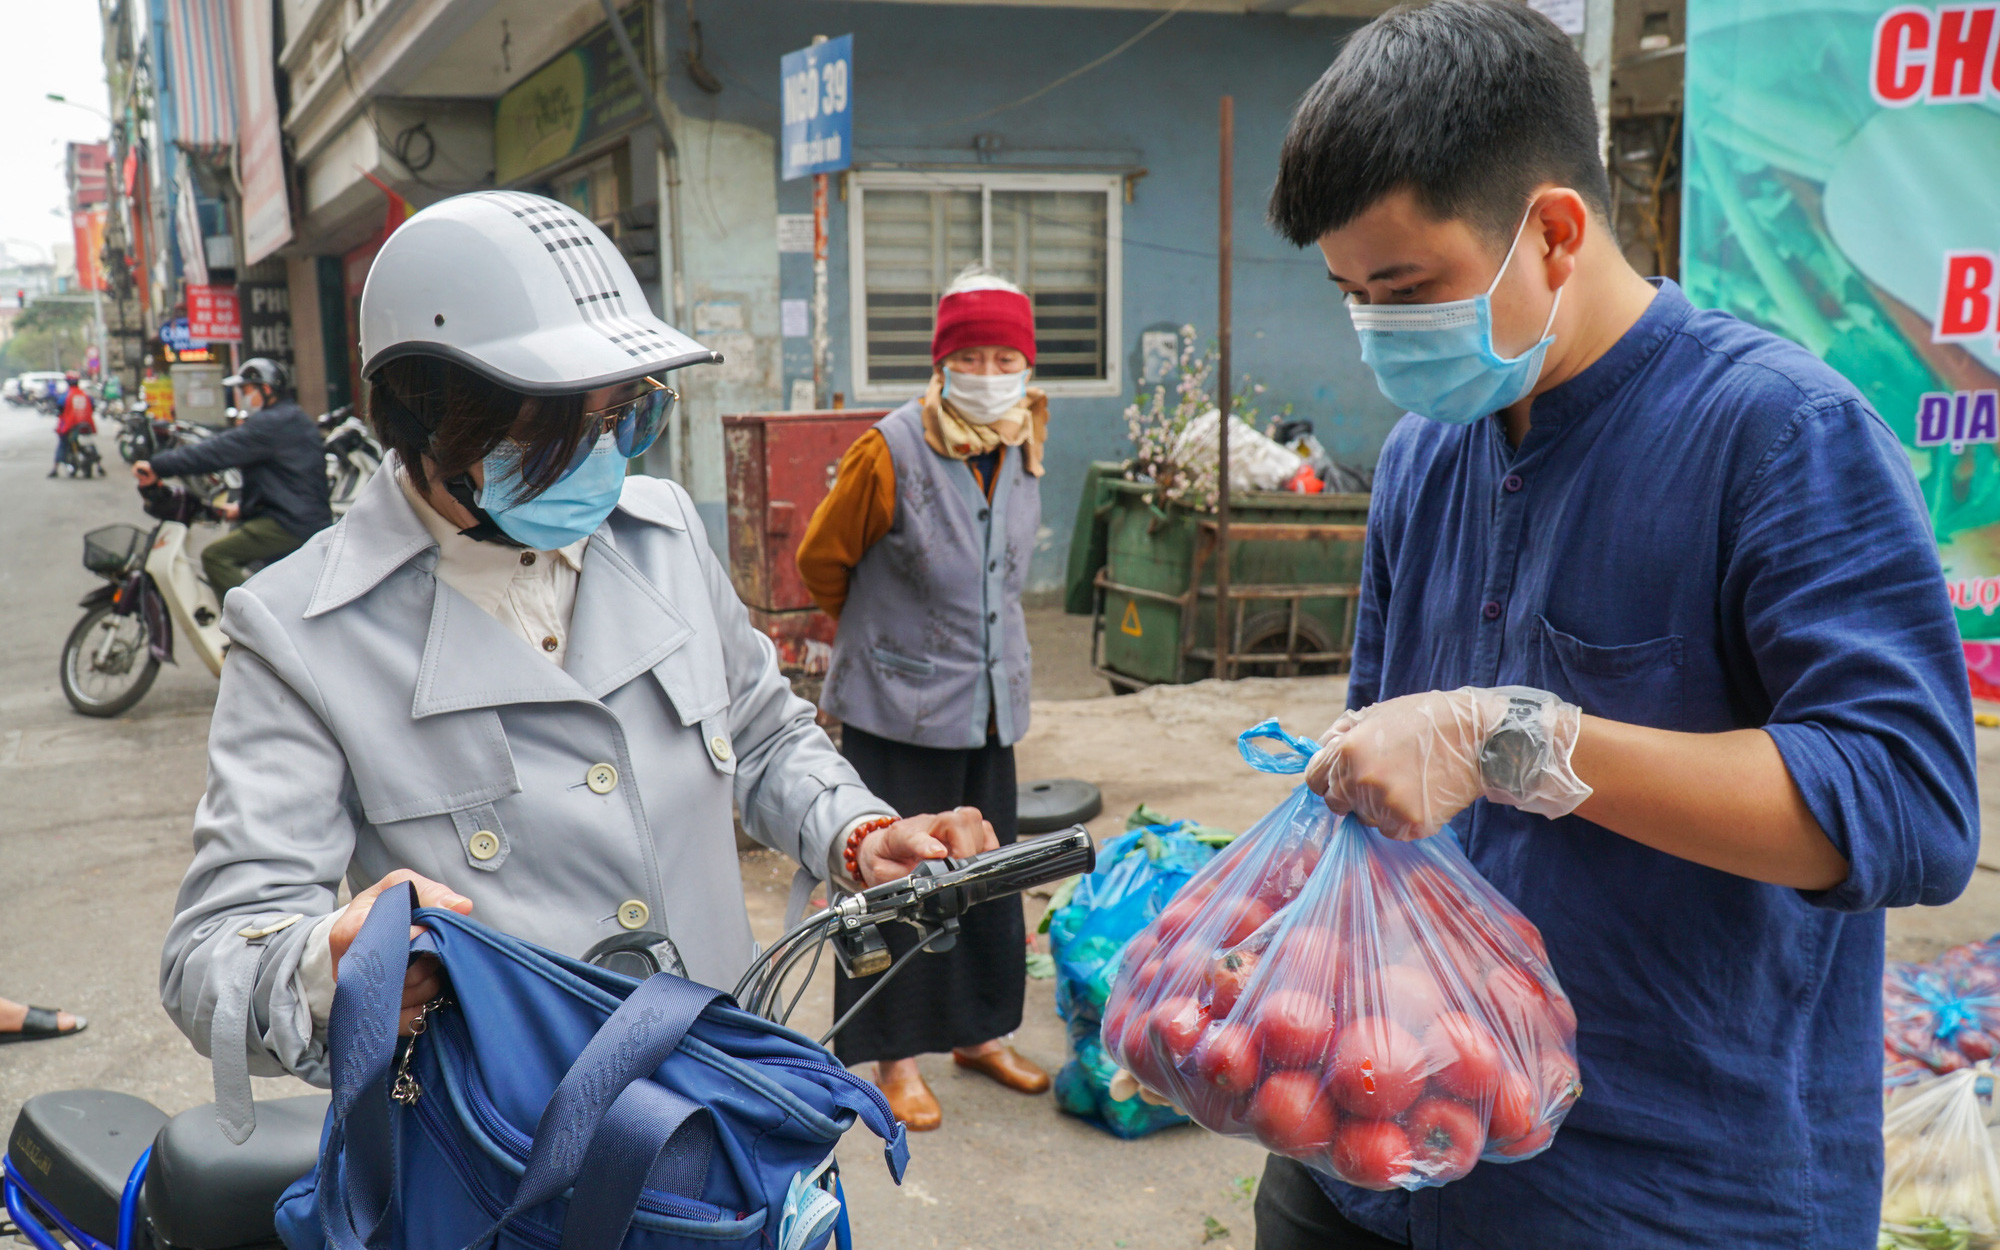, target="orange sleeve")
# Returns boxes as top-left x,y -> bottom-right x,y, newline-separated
796,429 -> 896,619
